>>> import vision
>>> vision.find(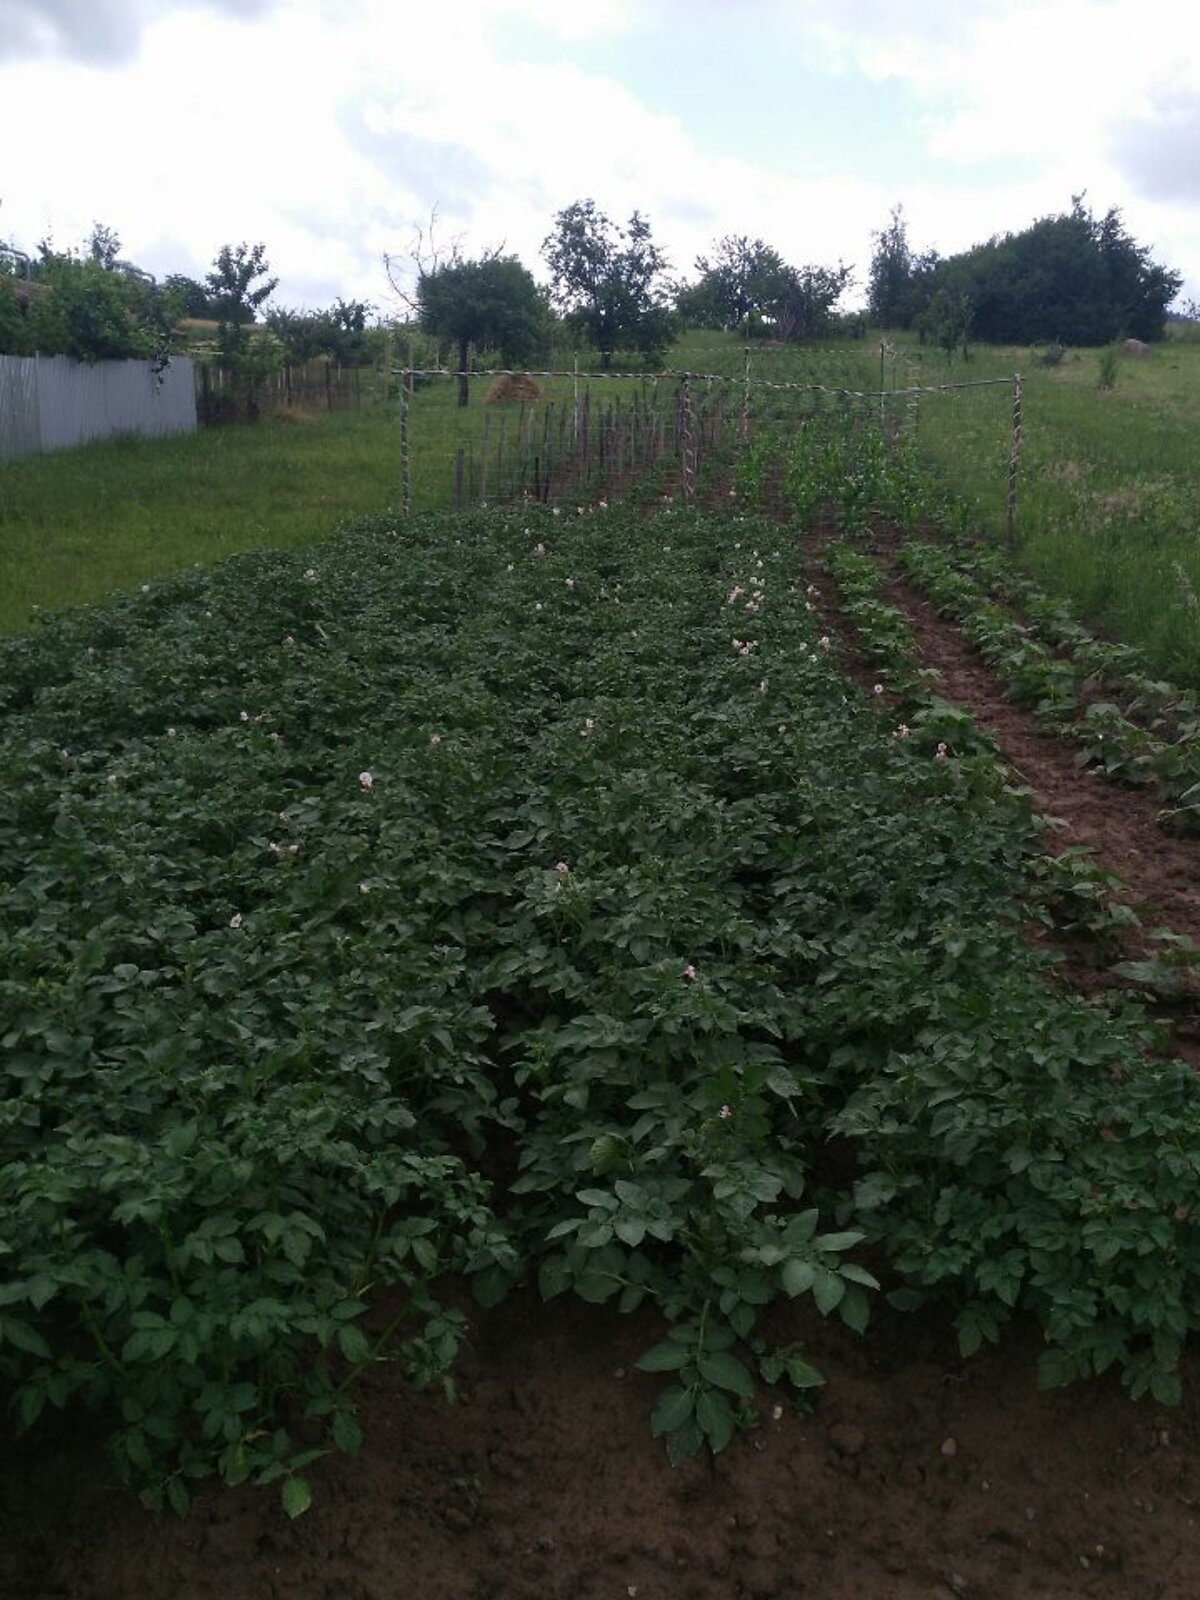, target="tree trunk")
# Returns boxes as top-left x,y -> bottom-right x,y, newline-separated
458,336 -> 470,408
